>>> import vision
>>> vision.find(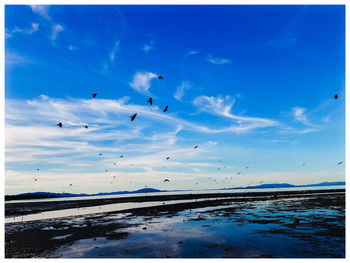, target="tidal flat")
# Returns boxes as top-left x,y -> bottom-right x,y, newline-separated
5,189 -> 345,258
